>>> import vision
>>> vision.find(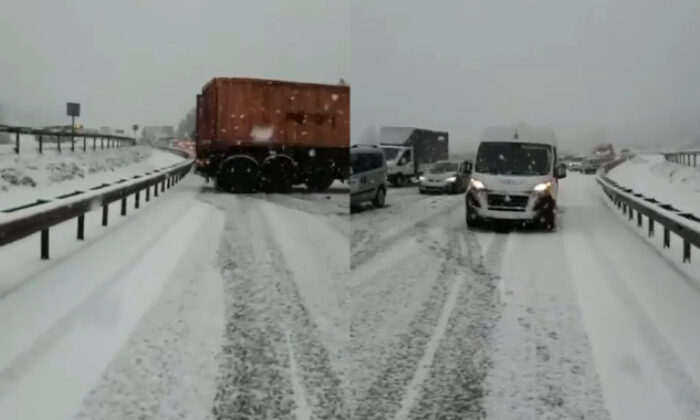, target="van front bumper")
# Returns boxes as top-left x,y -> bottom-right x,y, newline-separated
466,189 -> 554,222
